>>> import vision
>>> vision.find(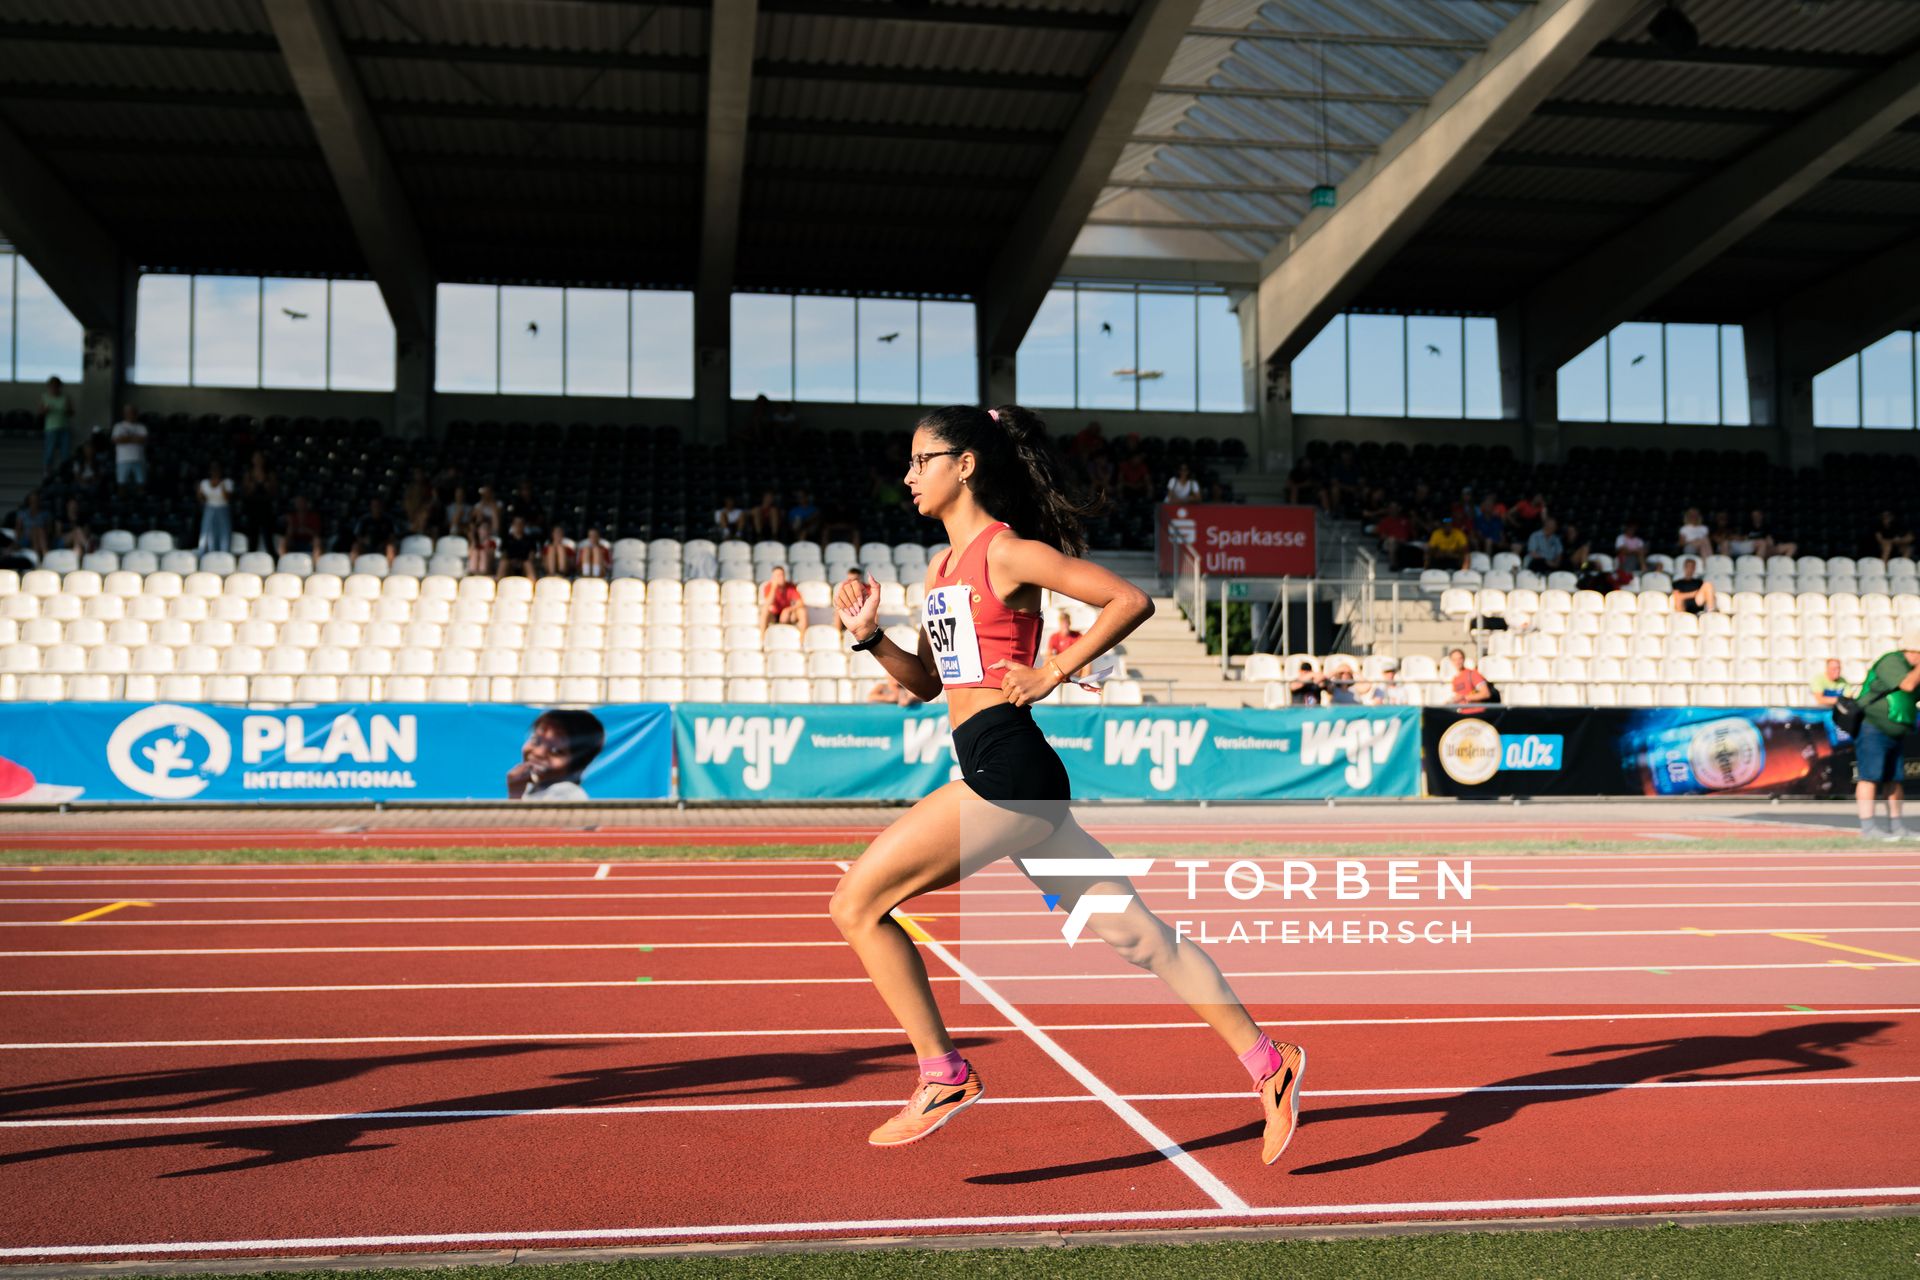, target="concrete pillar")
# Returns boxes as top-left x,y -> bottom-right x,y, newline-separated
394,331 -> 433,439
981,349 -> 1016,408
695,334 -> 730,444
1501,303 -> 1560,465
79,327 -> 119,441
